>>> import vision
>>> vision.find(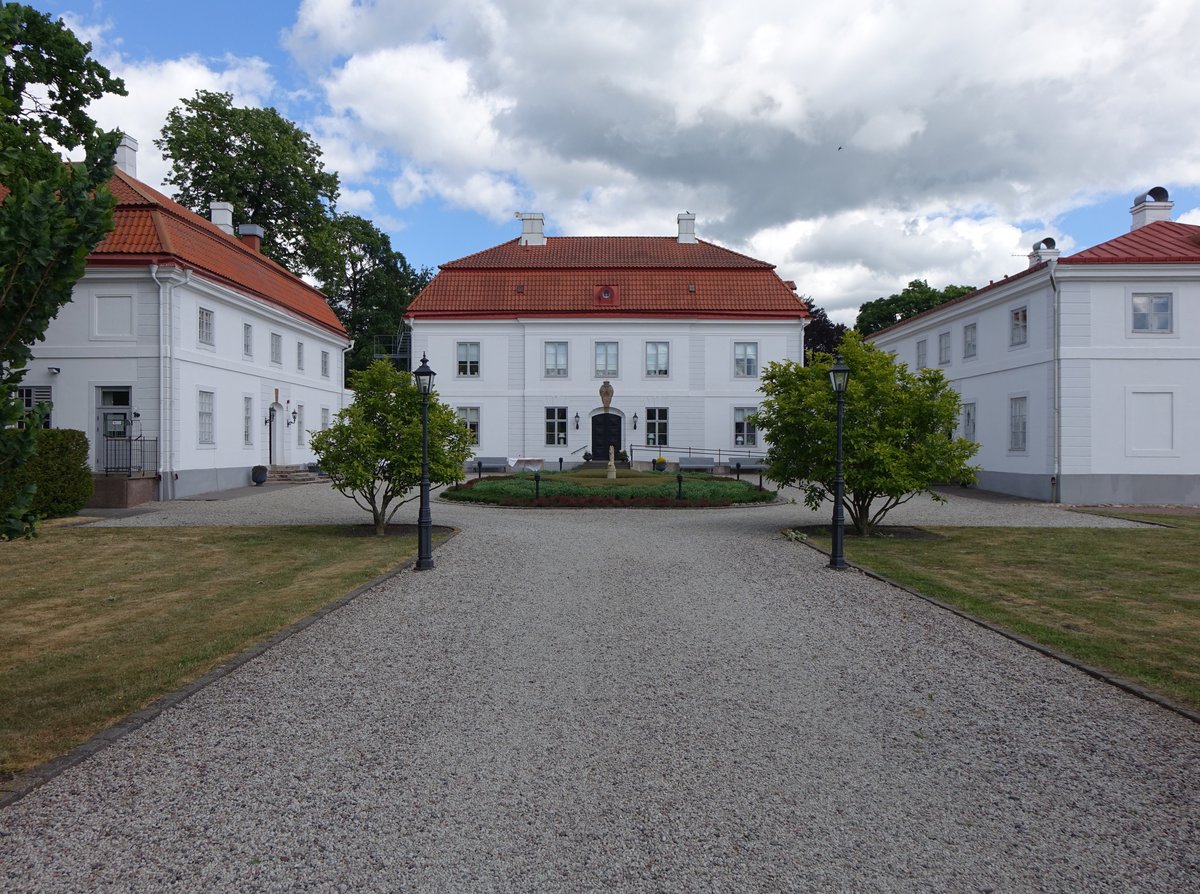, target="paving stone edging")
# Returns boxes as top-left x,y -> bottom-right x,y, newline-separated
0,529 -> 462,810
